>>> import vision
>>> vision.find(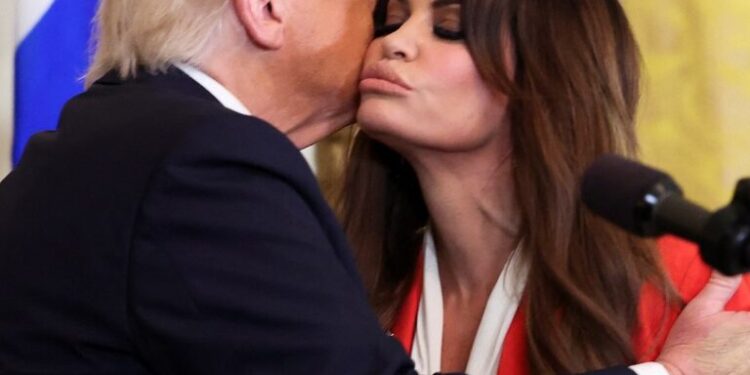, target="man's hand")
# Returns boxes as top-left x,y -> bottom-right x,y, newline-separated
657,271 -> 750,375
